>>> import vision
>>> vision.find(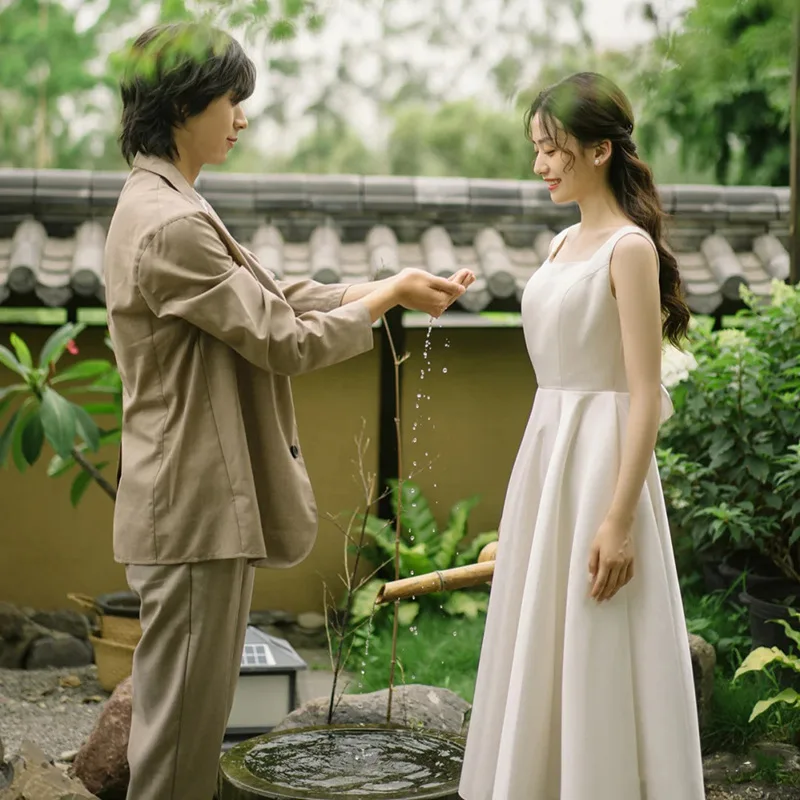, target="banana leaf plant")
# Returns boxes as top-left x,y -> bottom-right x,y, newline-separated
0,323 -> 121,506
